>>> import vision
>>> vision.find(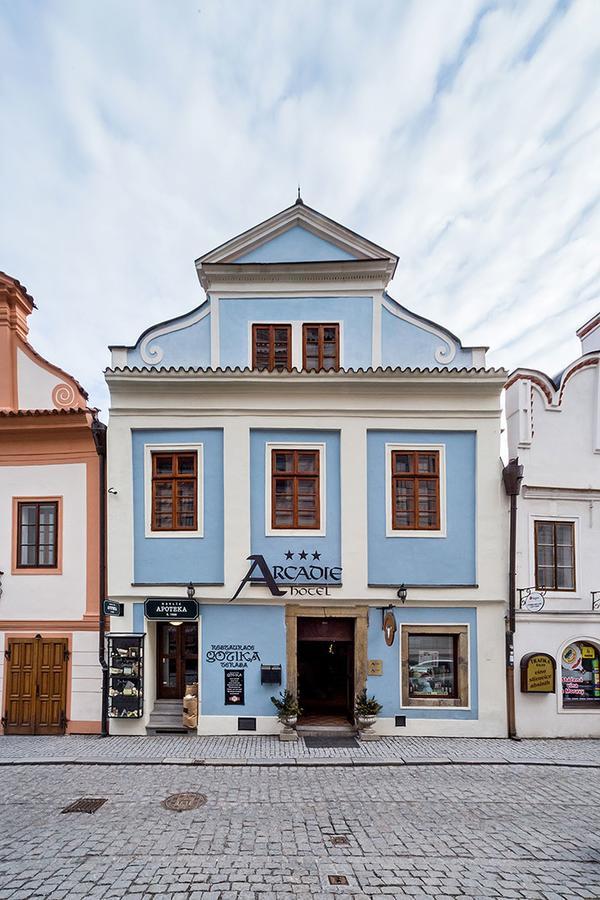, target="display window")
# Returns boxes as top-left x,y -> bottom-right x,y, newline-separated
401,625 -> 469,708
561,641 -> 600,709
408,633 -> 457,698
